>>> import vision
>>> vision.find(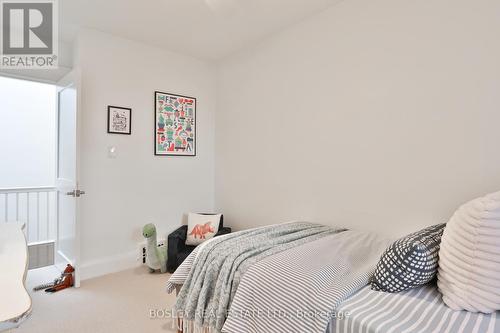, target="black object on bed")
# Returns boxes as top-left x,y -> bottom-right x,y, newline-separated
167,214 -> 231,273
370,223 -> 446,293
